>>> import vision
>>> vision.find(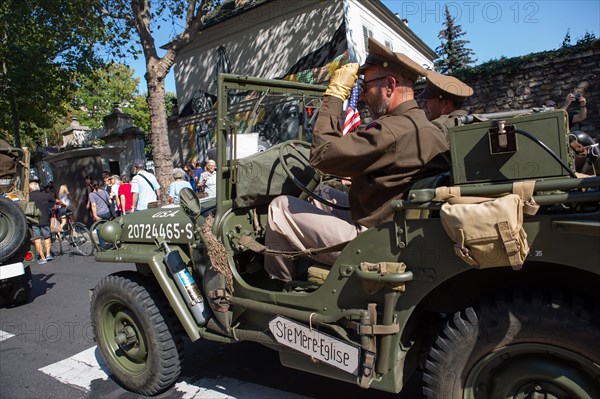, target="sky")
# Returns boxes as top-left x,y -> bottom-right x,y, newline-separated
131,0 -> 600,94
